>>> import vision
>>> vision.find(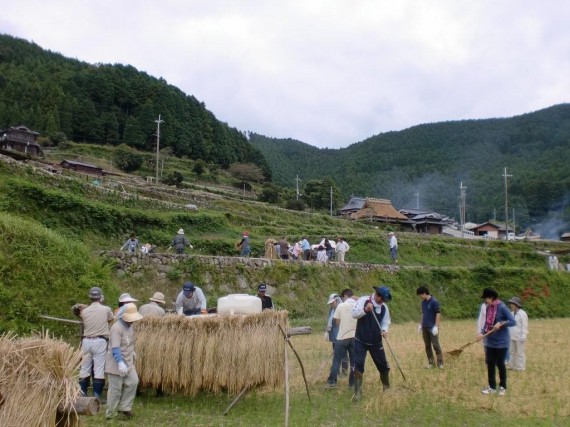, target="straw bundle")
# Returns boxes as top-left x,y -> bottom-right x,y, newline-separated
135,310 -> 288,396
0,332 -> 82,427
264,238 -> 279,259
